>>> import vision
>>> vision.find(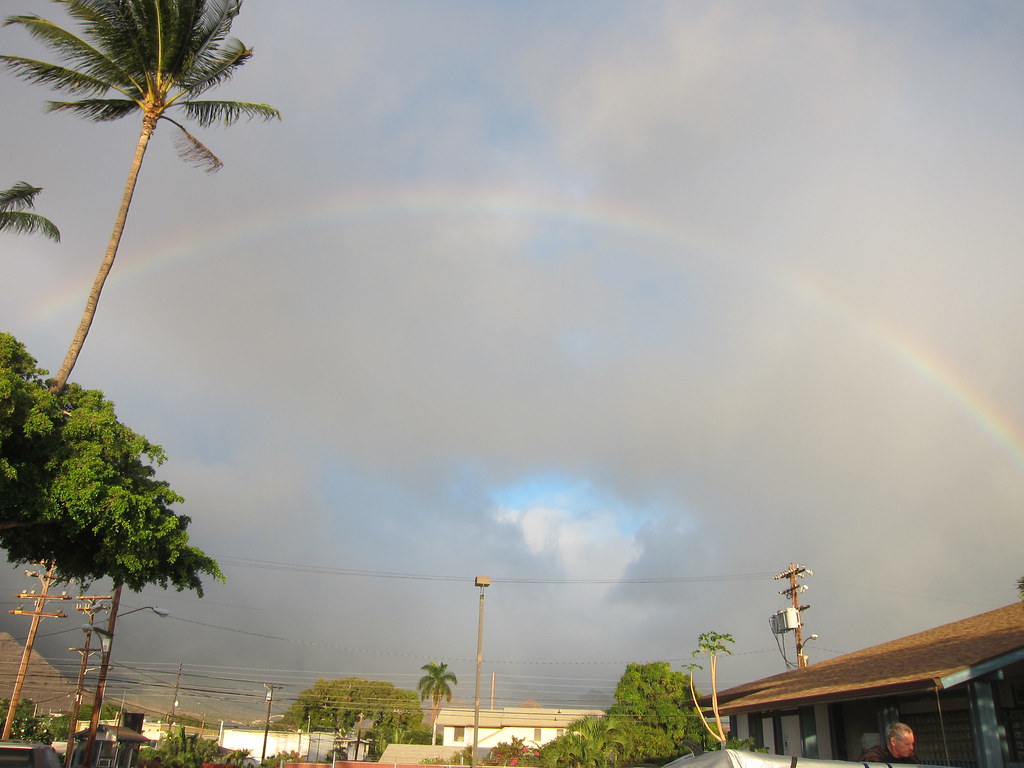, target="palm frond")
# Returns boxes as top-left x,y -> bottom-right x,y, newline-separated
3,14 -> 136,94
0,54 -> 117,96
0,211 -> 61,242
169,0 -> 236,79
0,182 -> 43,212
165,118 -> 224,173
46,97 -> 139,121
176,38 -> 251,96
178,98 -> 280,128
